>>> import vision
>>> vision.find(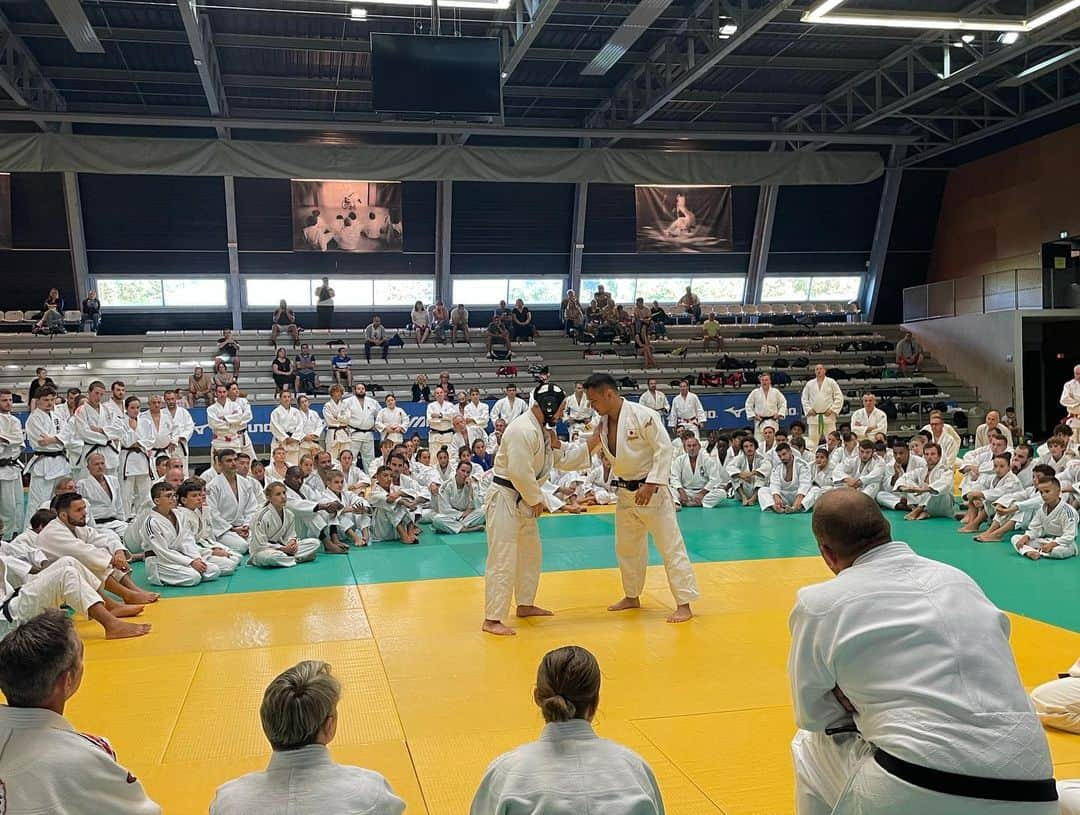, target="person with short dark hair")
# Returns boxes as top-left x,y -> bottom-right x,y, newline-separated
314,277 -> 335,329
271,299 -> 300,347
217,329 -> 240,377
0,612 -> 158,813
790,489 -> 1057,815
294,343 -> 317,394
364,316 -> 390,362
248,482 -> 322,568
210,660 -> 404,814
471,646 -> 662,814
510,298 -> 536,342
1012,477 -> 1078,560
